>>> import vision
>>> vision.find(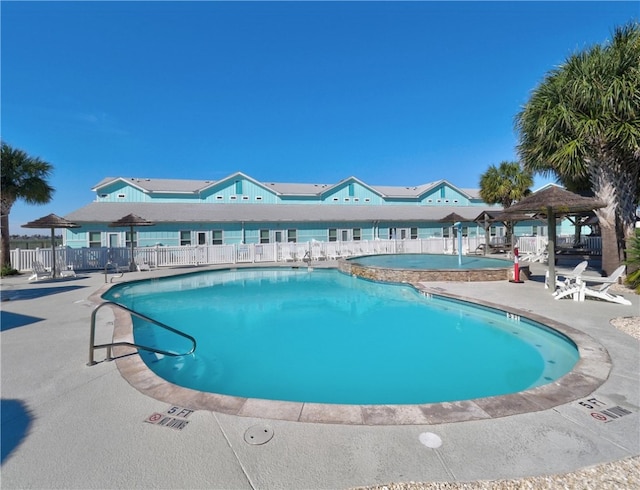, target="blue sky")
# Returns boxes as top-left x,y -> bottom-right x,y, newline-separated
2,1 -> 638,234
